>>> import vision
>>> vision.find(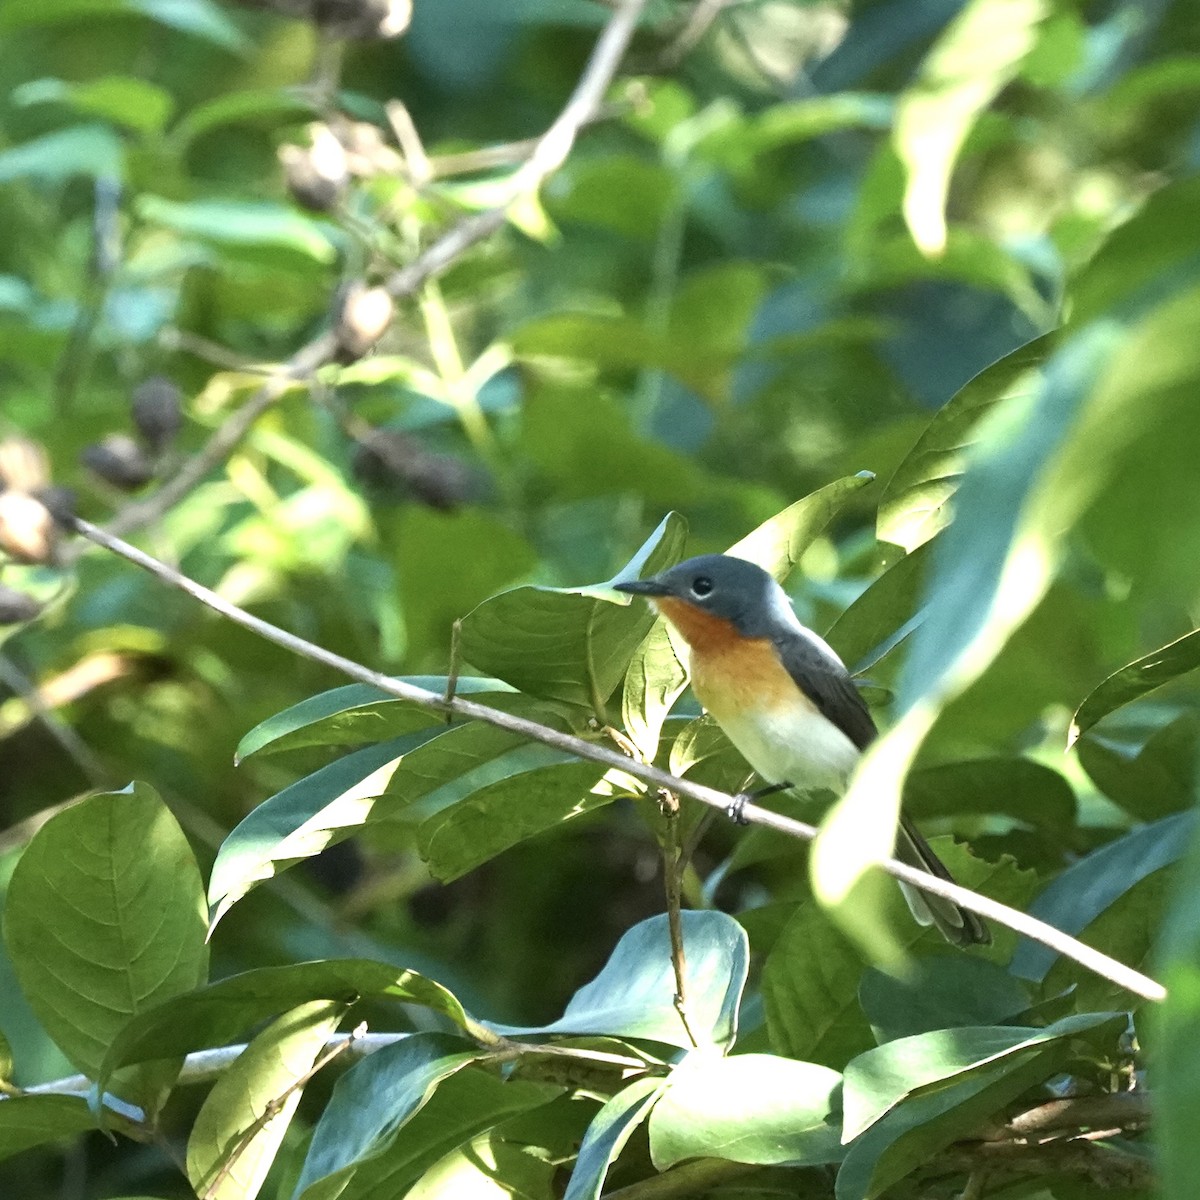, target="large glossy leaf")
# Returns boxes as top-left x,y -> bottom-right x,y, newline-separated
894,0 -> 1049,255
1010,812 -> 1194,983
3,785 -> 208,1096
561,1077 -> 664,1200
492,911 -> 748,1050
1070,628 -> 1200,745
187,1001 -> 345,1200
294,1033 -> 480,1200
876,335 -> 1053,553
99,960 -> 469,1095
209,733 -> 439,928
329,1068 -> 563,1200
458,513 -> 686,716
648,1052 -> 842,1169
234,676 -> 521,761
836,1012 -> 1125,1200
